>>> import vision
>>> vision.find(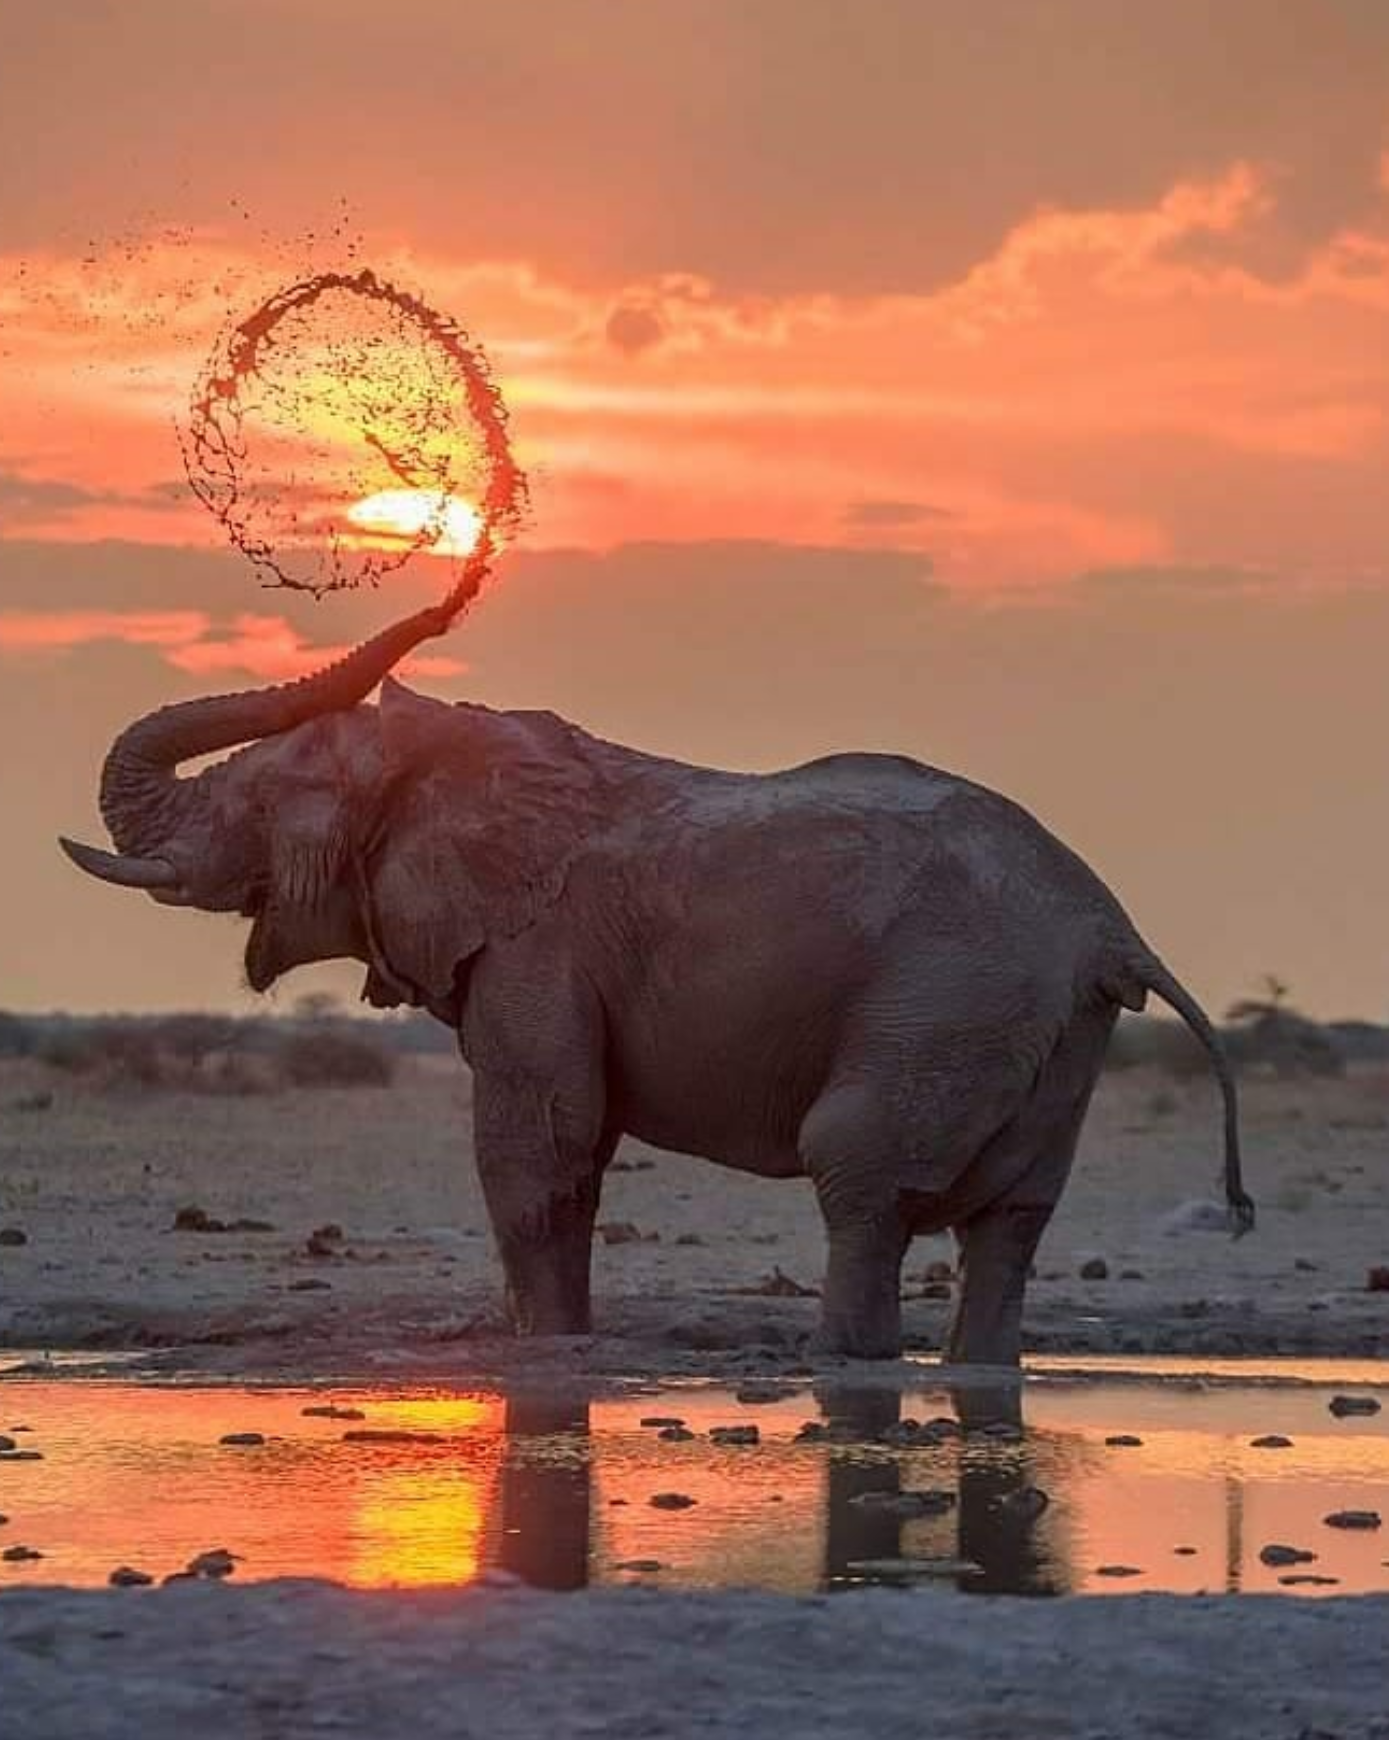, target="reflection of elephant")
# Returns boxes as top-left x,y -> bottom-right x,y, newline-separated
817,1383 -> 1067,1596
496,1394 -> 591,1591
62,600 -> 1252,1360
